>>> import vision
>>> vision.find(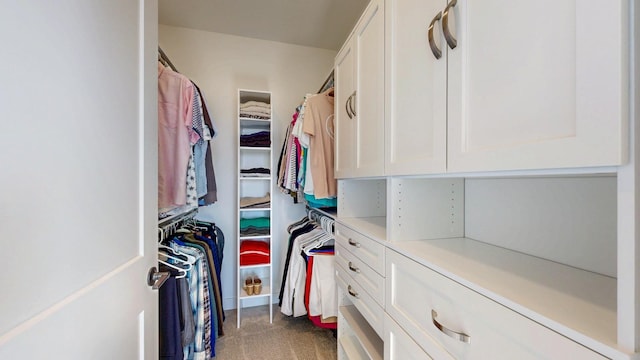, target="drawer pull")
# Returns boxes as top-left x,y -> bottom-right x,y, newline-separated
431,310 -> 470,343
347,238 -> 361,248
347,285 -> 360,298
348,261 -> 360,273
442,0 -> 458,49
